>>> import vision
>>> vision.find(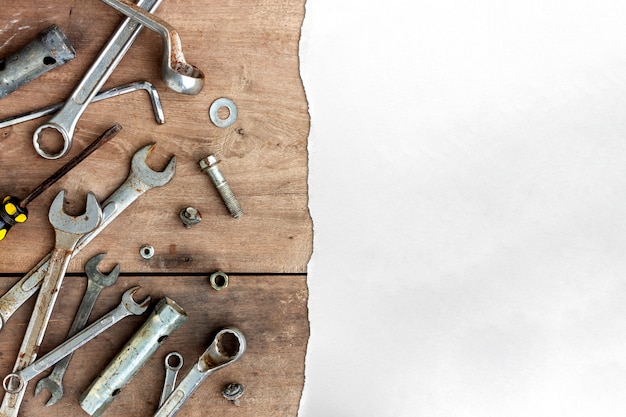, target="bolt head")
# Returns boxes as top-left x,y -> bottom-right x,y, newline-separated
198,154 -> 218,171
